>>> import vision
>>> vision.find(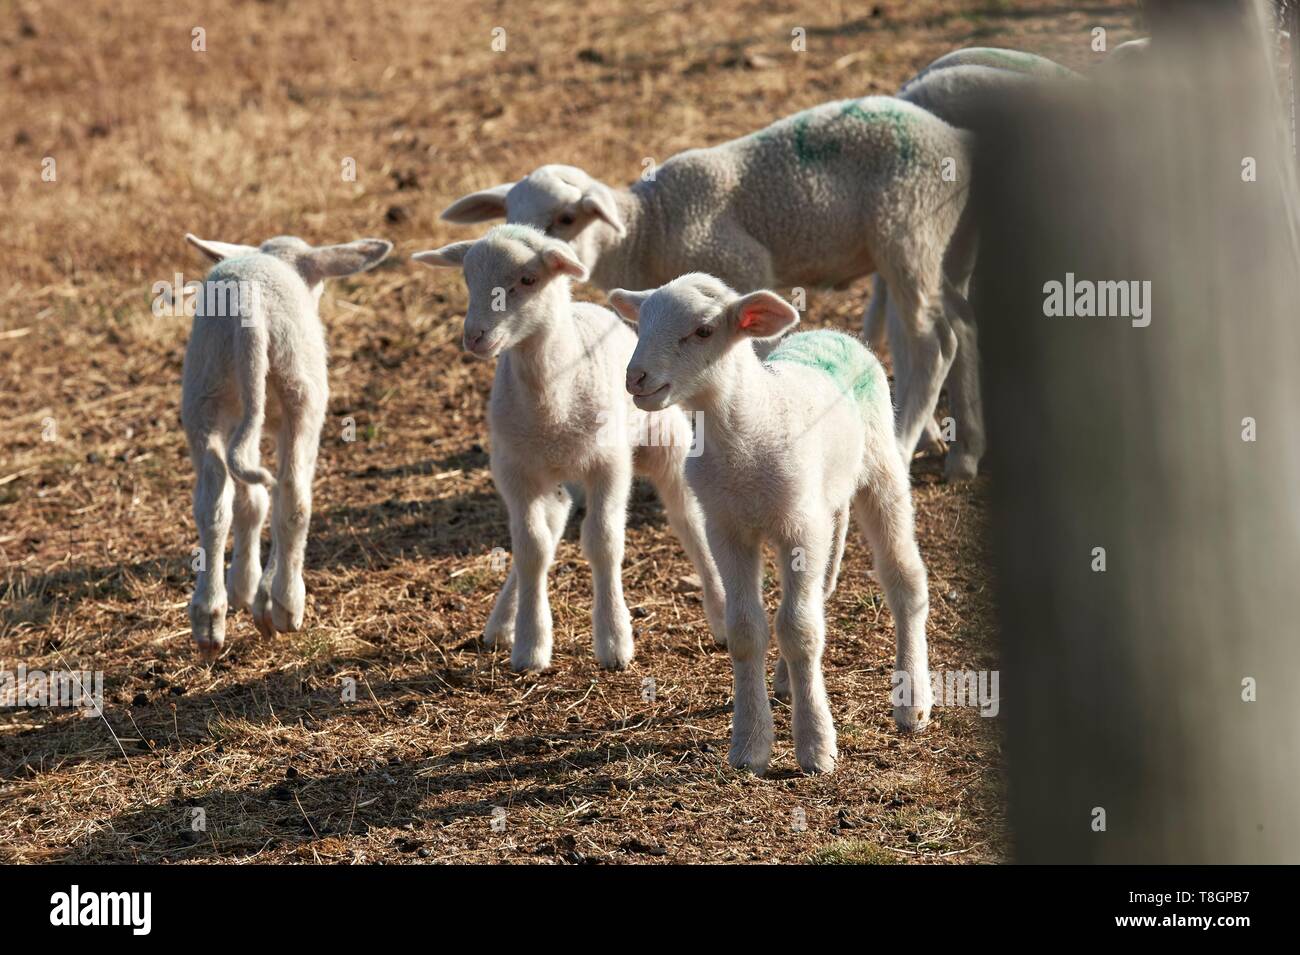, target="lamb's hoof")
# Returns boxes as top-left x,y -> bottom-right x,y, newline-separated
944,451 -> 979,483
795,745 -> 838,775
226,569 -> 260,613
593,634 -> 634,671
510,644 -> 552,674
728,729 -> 774,776
728,747 -> 771,777
190,603 -> 227,662
271,598 -> 304,634
918,433 -> 948,458
705,601 -> 728,648
482,627 -> 514,650
251,594 -> 276,639
894,704 -> 932,734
